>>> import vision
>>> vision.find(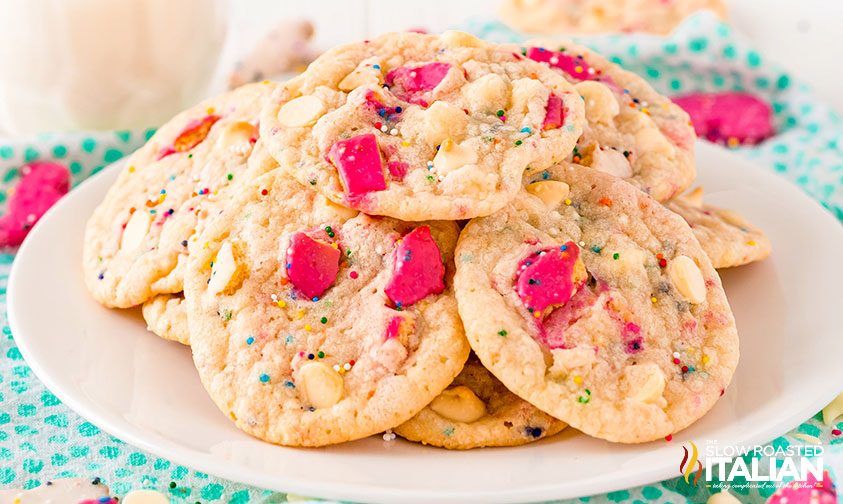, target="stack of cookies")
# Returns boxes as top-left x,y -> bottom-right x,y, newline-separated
82,31 -> 769,449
